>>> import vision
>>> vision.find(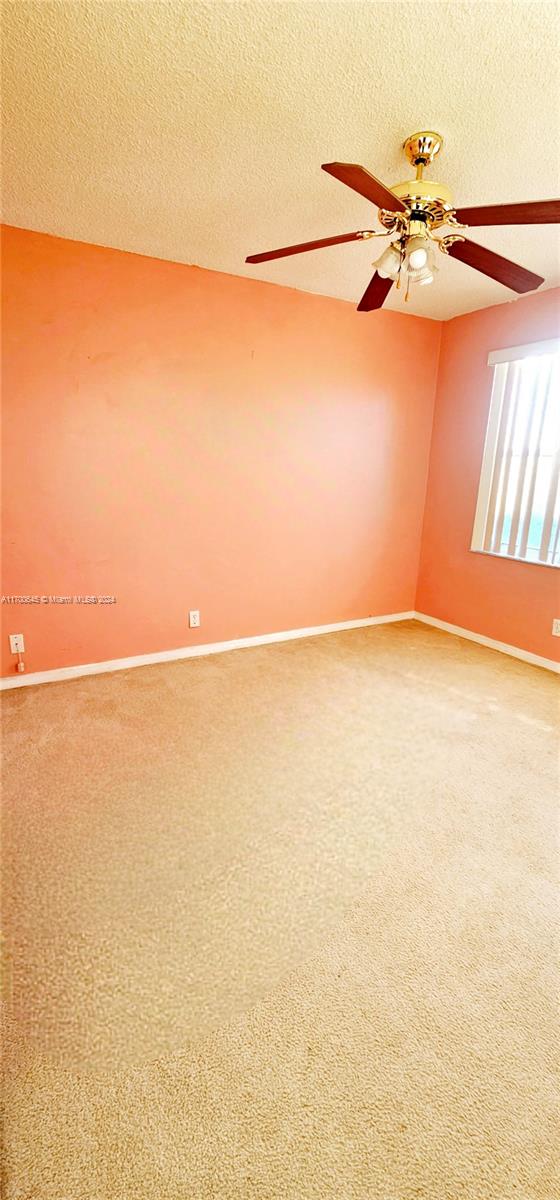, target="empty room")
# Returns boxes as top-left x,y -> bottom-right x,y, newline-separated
1,1 -> 559,1197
